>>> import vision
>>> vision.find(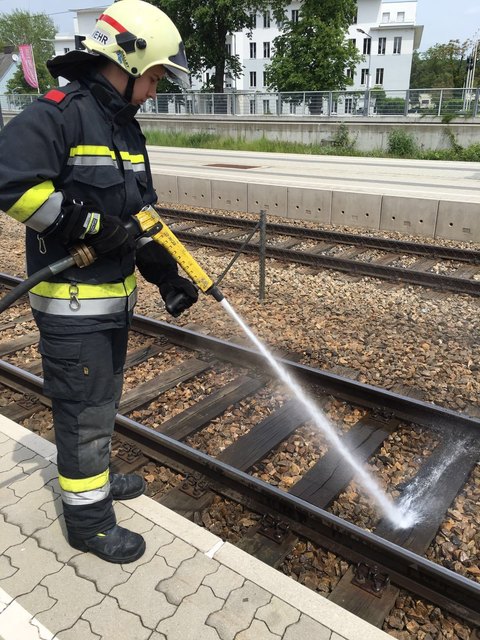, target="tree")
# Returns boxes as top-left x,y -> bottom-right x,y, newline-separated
150,0 -> 288,94
410,40 -> 478,89
265,0 -> 361,107
0,10 -> 56,93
